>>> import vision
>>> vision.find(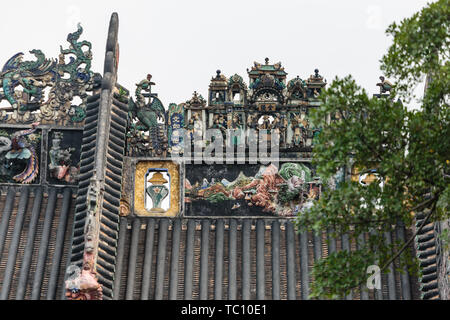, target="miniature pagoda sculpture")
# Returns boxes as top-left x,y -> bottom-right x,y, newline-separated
306,68 -> 327,98
176,59 -> 328,154
146,171 -> 170,212
209,70 -> 228,106
228,73 -> 247,105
